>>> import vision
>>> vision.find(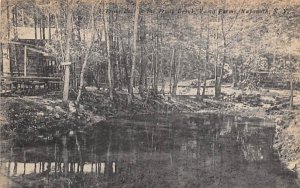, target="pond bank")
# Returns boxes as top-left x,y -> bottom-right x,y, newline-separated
0,87 -> 300,182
